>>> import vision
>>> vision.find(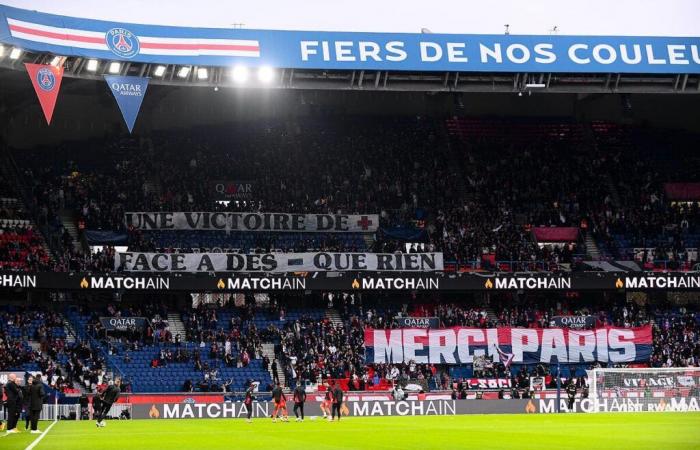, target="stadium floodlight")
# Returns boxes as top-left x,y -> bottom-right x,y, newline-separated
197,67 -> 208,80
177,66 -> 191,78
231,65 -> 249,83
9,47 -> 22,60
153,65 -> 166,77
86,59 -> 99,72
108,62 -> 121,74
50,56 -> 62,67
257,66 -> 275,84
525,83 -> 546,89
